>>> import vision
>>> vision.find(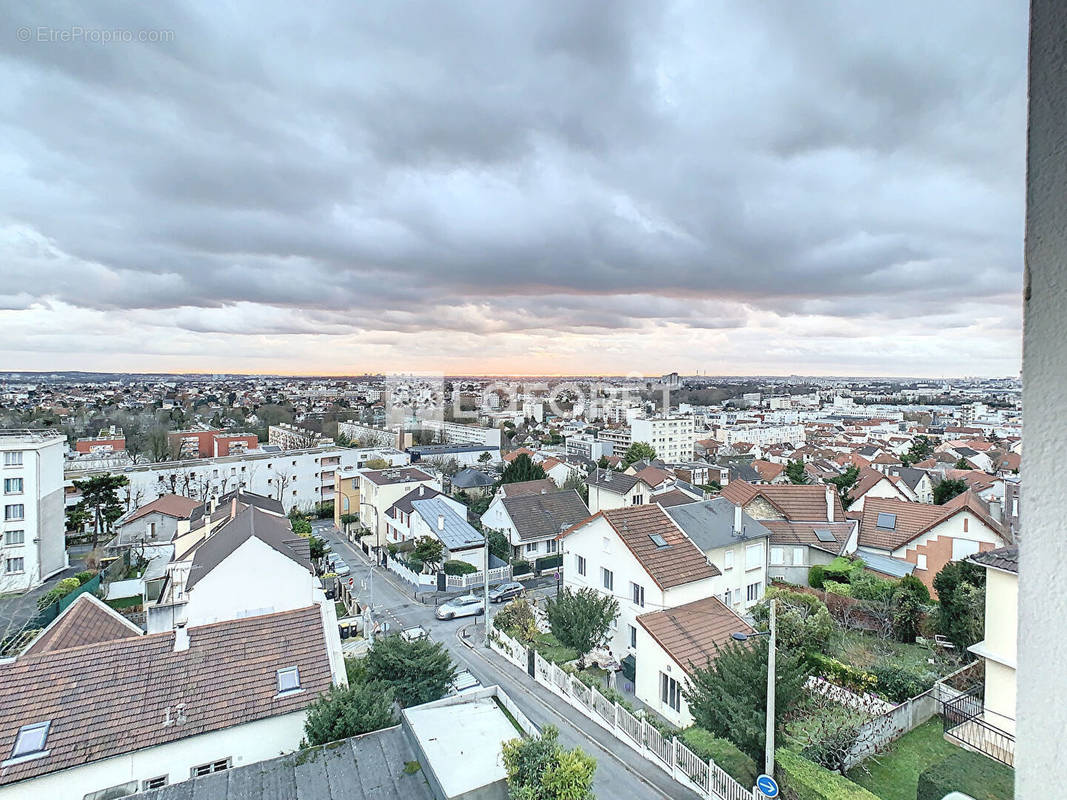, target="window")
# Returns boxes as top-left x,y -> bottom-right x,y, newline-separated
142,776 -> 169,791
601,567 -> 614,592
649,533 -> 669,548
277,666 -> 301,693
916,554 -> 928,571
660,672 -> 681,712
629,625 -> 637,649
746,582 -> 762,603
3,452 -> 22,467
576,555 -> 586,576
745,543 -> 763,570
191,758 -> 231,777
792,547 -> 805,565
546,539 -> 558,554
4,478 -> 22,494
4,505 -> 24,521
631,582 -> 645,608
631,494 -> 643,505
9,721 -> 49,759
84,782 -> 138,800
952,539 -> 980,561
770,547 -> 784,565
5,557 -> 24,574
525,542 -> 538,554
4,530 -> 24,546
723,589 -> 733,606
724,550 -> 734,570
